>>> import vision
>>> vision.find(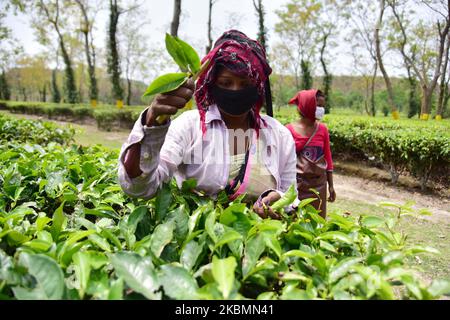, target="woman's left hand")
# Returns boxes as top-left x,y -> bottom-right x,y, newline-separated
328,186 -> 336,202
253,191 -> 282,220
